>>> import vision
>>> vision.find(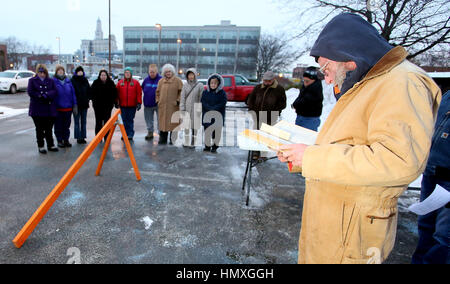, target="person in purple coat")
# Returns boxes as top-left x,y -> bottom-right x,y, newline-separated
142,64 -> 162,141
27,64 -> 59,154
53,65 -> 78,148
